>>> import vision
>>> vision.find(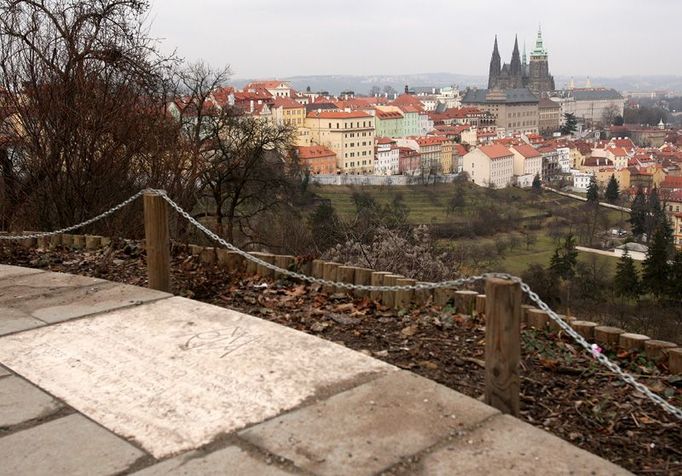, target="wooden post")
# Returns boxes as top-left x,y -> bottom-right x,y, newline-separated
455,290 -> 478,315
85,235 -> 102,250
526,309 -> 549,330
619,333 -> 649,352
475,294 -> 487,316
571,320 -> 598,339
370,272 -> 390,302
395,278 -> 416,309
322,262 -> 339,294
382,274 -> 402,308
312,259 -> 326,278
143,191 -> 171,292
484,277 -> 521,417
644,340 -> 677,361
353,267 -> 373,299
274,255 -> 295,278
337,266 -> 356,295
594,326 -> 624,349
